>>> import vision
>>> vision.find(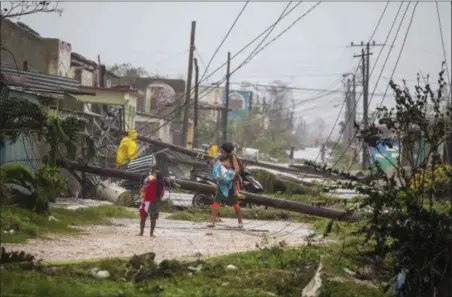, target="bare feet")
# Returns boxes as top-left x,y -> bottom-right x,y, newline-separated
238,222 -> 244,229
207,224 -> 215,228
150,233 -> 156,238
138,233 -> 144,236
